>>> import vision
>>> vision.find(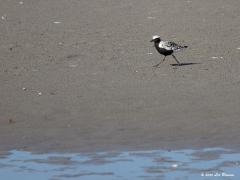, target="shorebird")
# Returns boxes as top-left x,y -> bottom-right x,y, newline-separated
150,35 -> 188,67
